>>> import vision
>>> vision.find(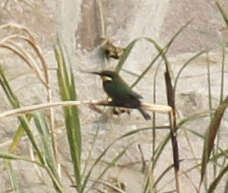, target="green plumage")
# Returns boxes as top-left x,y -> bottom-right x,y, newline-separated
91,70 -> 151,120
